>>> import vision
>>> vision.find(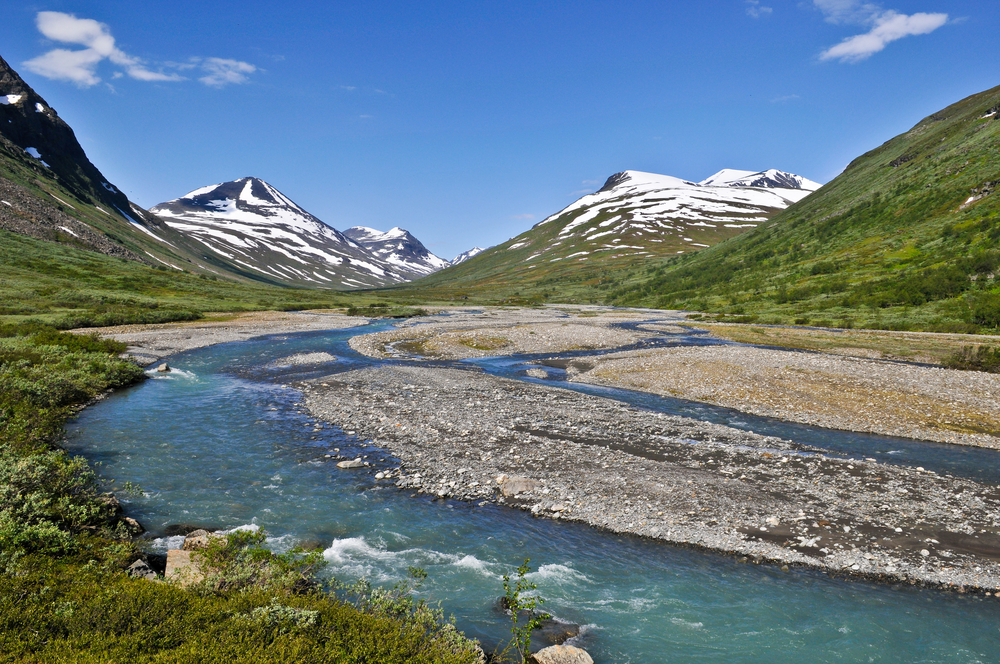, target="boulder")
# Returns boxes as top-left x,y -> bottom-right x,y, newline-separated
182,529 -> 224,550
337,458 -> 365,469
165,549 -> 204,587
539,618 -> 581,646
121,516 -> 145,535
99,493 -> 123,516
498,474 -> 541,497
529,645 -> 594,664
156,363 -> 170,373
126,558 -> 157,581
